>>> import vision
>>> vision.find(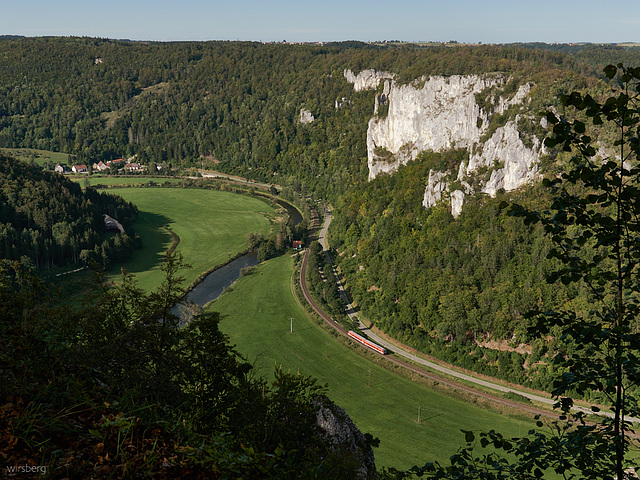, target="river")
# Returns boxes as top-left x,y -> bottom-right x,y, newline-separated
183,198 -> 302,308
184,251 -> 260,307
